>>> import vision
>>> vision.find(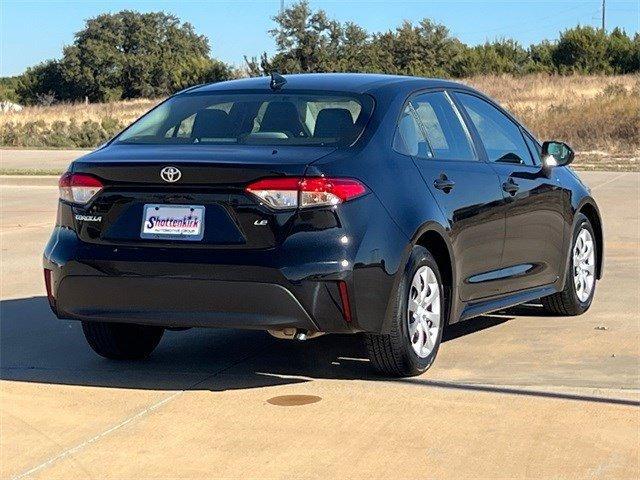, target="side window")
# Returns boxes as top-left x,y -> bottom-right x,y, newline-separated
393,105 -> 428,157
456,93 -> 534,166
411,92 -> 476,161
